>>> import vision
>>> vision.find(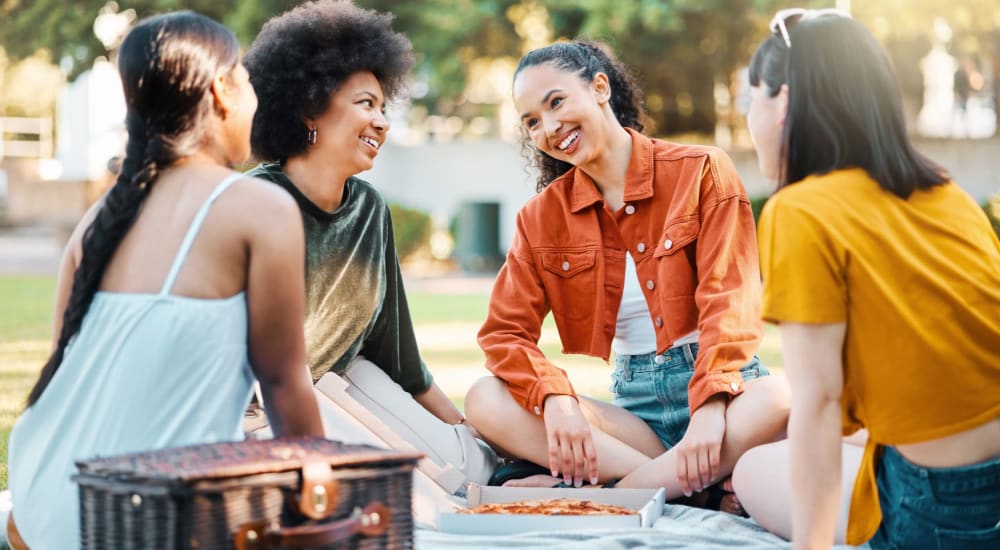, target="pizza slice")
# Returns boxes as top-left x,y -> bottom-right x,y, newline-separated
458,498 -> 636,516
